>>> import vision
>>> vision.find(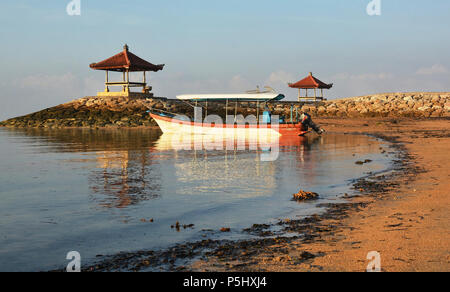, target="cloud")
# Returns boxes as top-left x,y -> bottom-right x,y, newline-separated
416,64 -> 448,75
150,73 -> 227,98
17,73 -> 78,92
228,71 -> 297,93
228,75 -> 254,91
14,72 -> 104,97
152,71 -> 297,99
266,70 -> 295,86
0,72 -> 104,120
82,76 -> 104,96
332,72 -> 394,81
327,69 -> 450,100
262,70 -> 297,99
